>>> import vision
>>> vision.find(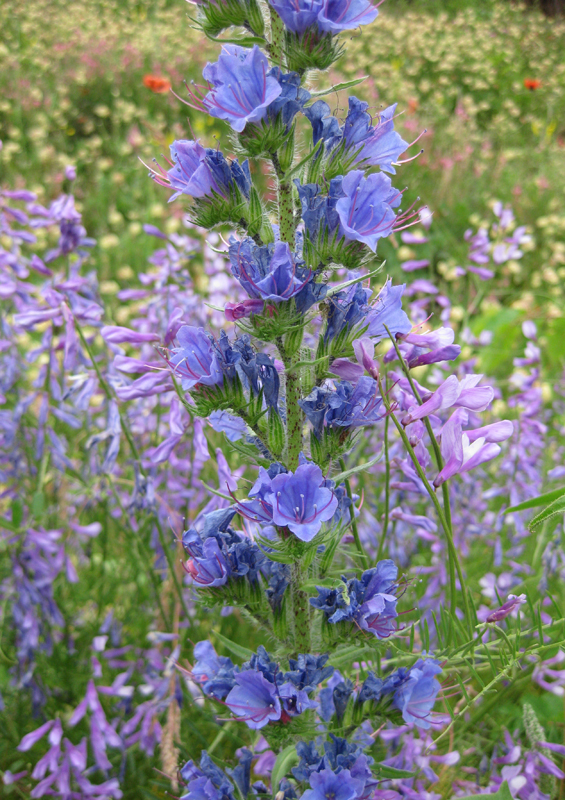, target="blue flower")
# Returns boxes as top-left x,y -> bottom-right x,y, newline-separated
325,282 -> 371,342
225,670 -> 282,729
336,170 -> 401,252
180,752 -> 235,800
295,178 -> 343,244
317,0 -> 378,34
267,69 -> 311,130
268,461 -> 338,541
155,140 -> 252,202
208,411 -> 247,442
184,535 -> 230,587
332,679 -> 353,722
191,641 -> 238,700
301,768 -> 358,800
203,46 -> 282,133
284,653 -> 334,690
310,560 -> 400,638
392,658 -> 442,729
342,100 -> 408,174
299,377 -> 383,437
364,278 -> 412,341
324,377 -> 383,428
170,326 -> 224,390
357,672 -> 383,704
268,0 -> 325,34
229,238 -> 310,302
279,682 -> 317,717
